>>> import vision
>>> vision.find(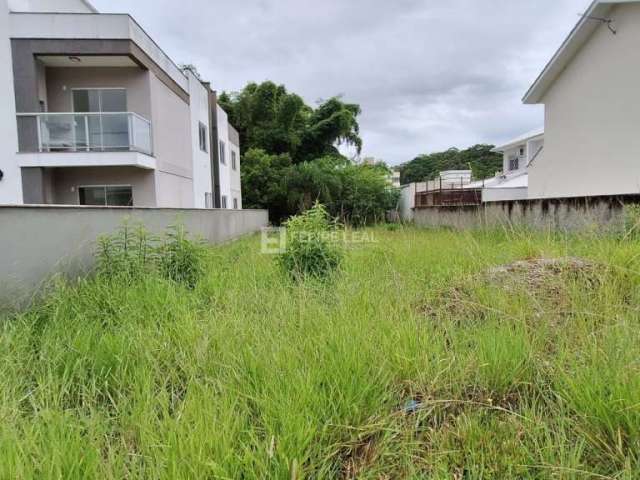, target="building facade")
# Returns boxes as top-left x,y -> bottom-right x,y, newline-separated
481,128 -> 544,202
524,0 -> 640,200
0,0 -> 242,209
